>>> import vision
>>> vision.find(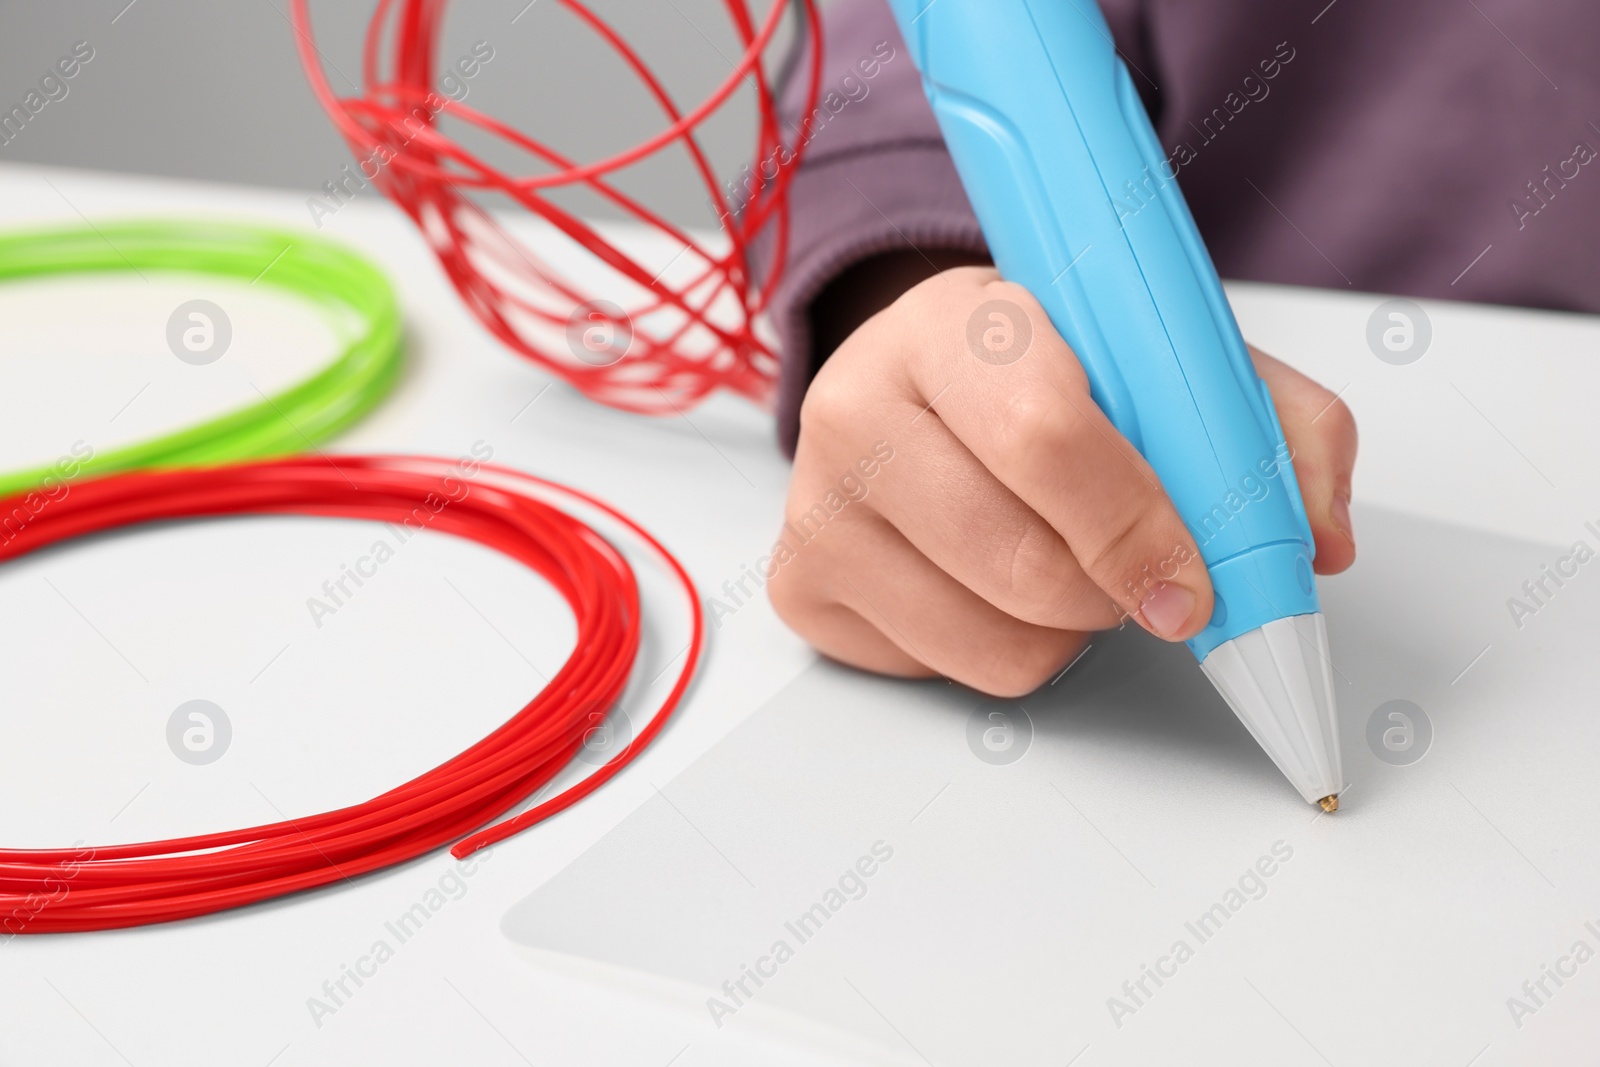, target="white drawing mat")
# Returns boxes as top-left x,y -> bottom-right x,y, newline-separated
503,506 -> 1600,1067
